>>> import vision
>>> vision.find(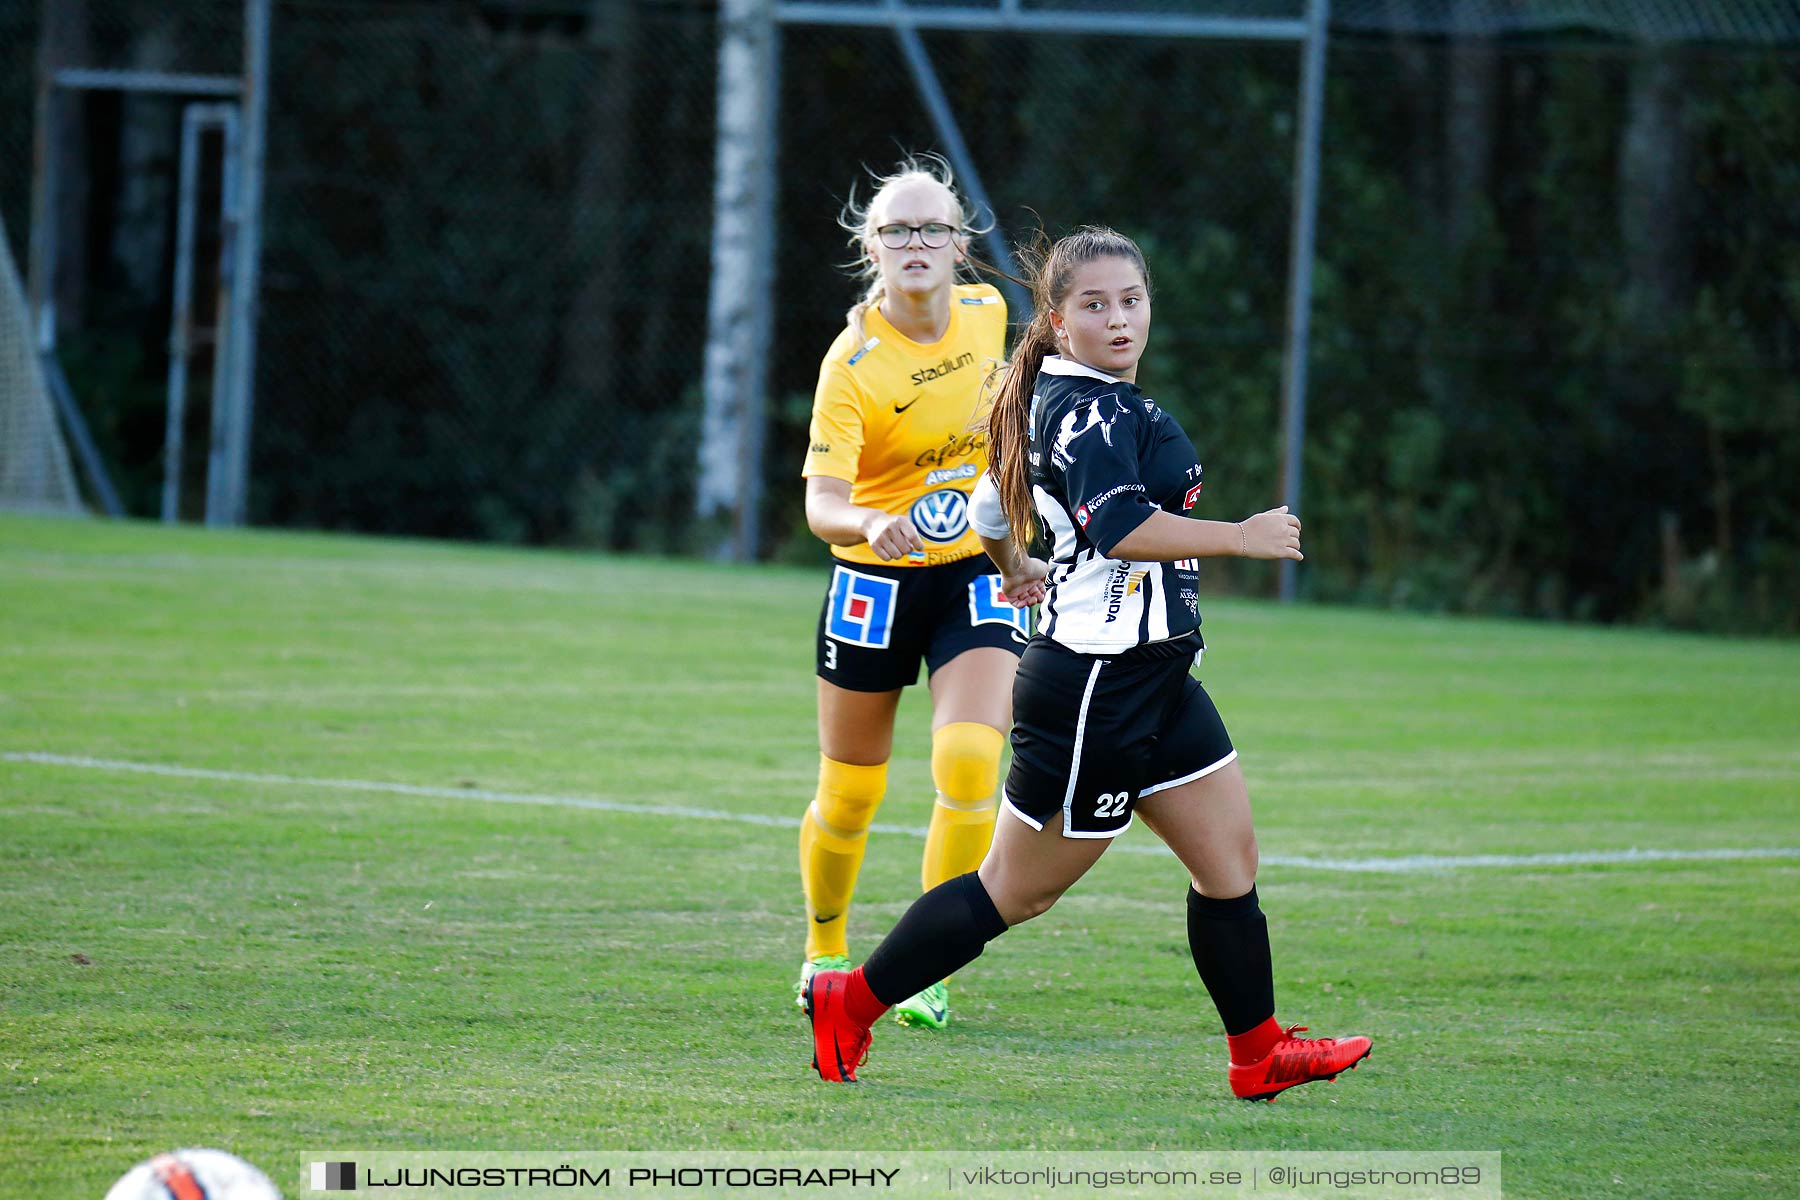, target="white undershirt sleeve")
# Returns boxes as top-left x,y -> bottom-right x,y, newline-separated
968,470 -> 1011,539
